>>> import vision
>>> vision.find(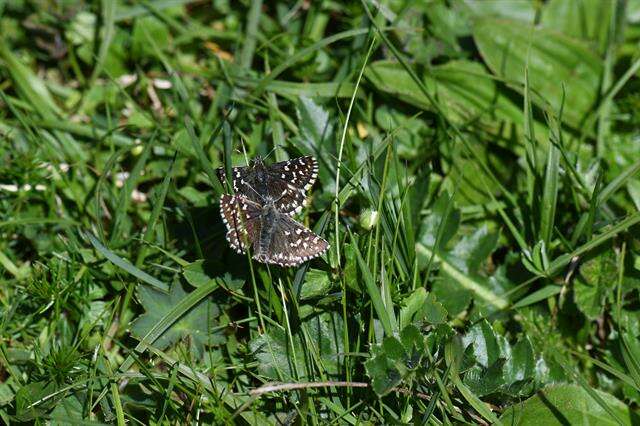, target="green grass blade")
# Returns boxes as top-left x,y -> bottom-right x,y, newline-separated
86,233 -> 168,292
539,132 -> 560,245
239,0 -> 262,69
89,0 -> 117,86
548,212 -> 640,276
0,40 -> 60,118
513,285 -> 561,309
598,159 -> 640,206
351,232 -> 396,336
